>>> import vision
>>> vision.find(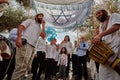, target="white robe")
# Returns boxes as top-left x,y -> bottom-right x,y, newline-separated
99,13 -> 120,80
